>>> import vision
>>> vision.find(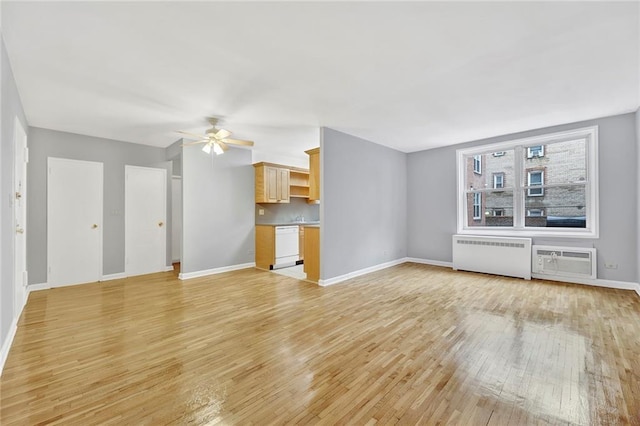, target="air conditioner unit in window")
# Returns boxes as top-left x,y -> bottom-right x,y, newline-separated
532,245 -> 596,280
